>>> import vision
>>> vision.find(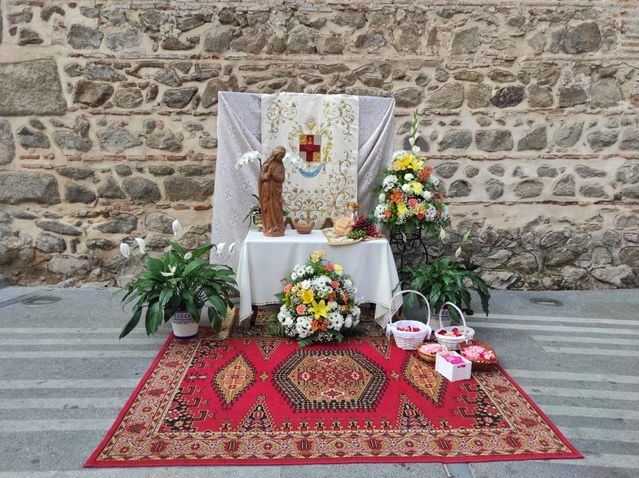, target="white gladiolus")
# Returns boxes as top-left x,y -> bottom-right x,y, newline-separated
160,265 -> 177,277
184,252 -> 193,260
411,145 -> 421,154
216,242 -> 226,255
119,242 -> 131,258
134,237 -> 146,255
172,219 -> 183,238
